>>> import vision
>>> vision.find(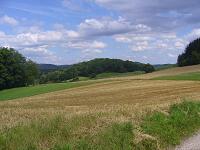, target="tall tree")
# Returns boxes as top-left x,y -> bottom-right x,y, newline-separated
0,47 -> 39,90
178,38 -> 200,66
